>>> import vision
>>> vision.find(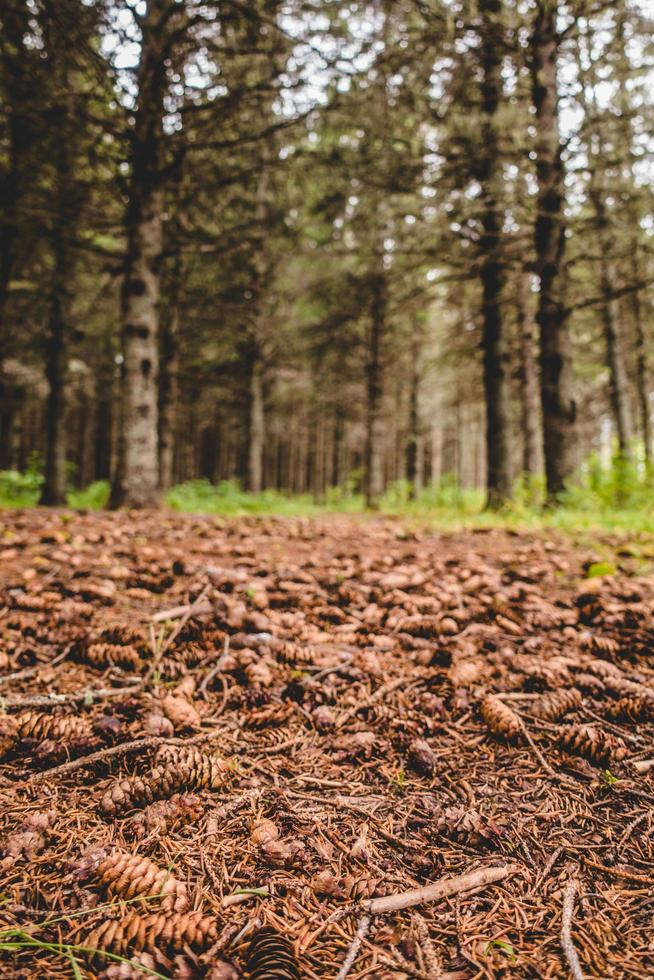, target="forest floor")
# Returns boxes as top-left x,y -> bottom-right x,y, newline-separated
0,509 -> 653,979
